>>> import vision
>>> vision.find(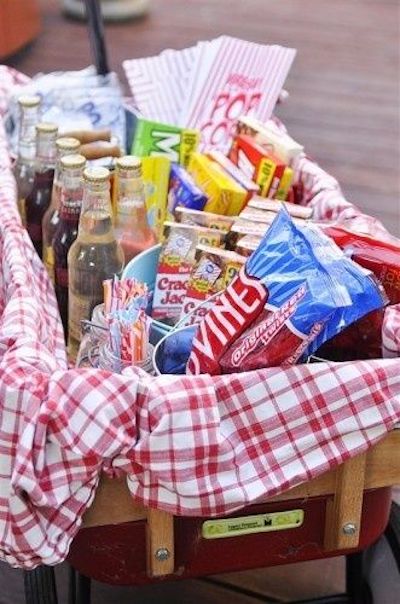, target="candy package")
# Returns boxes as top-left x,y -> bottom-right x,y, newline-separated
248,197 -> 313,220
323,224 -> 400,304
175,206 -> 234,232
167,163 -> 207,216
187,209 -> 387,375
